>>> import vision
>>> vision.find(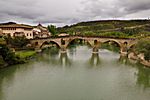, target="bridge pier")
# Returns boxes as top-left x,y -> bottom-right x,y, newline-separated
120,45 -> 128,56
92,41 -> 101,53
60,46 -> 67,53
92,47 -> 99,53
89,53 -> 101,67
